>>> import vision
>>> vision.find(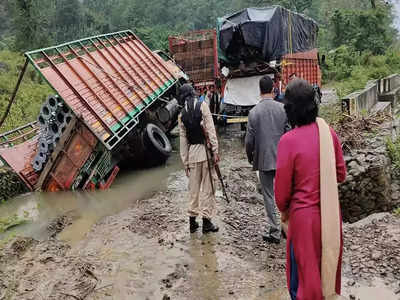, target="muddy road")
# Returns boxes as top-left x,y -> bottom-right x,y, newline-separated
0,127 -> 399,300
